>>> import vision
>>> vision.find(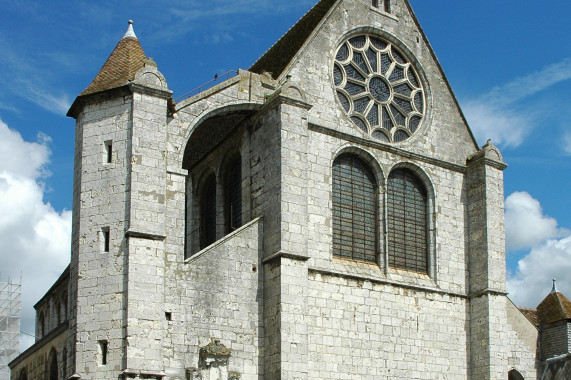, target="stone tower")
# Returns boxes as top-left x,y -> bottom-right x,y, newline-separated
67,21 -> 173,377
